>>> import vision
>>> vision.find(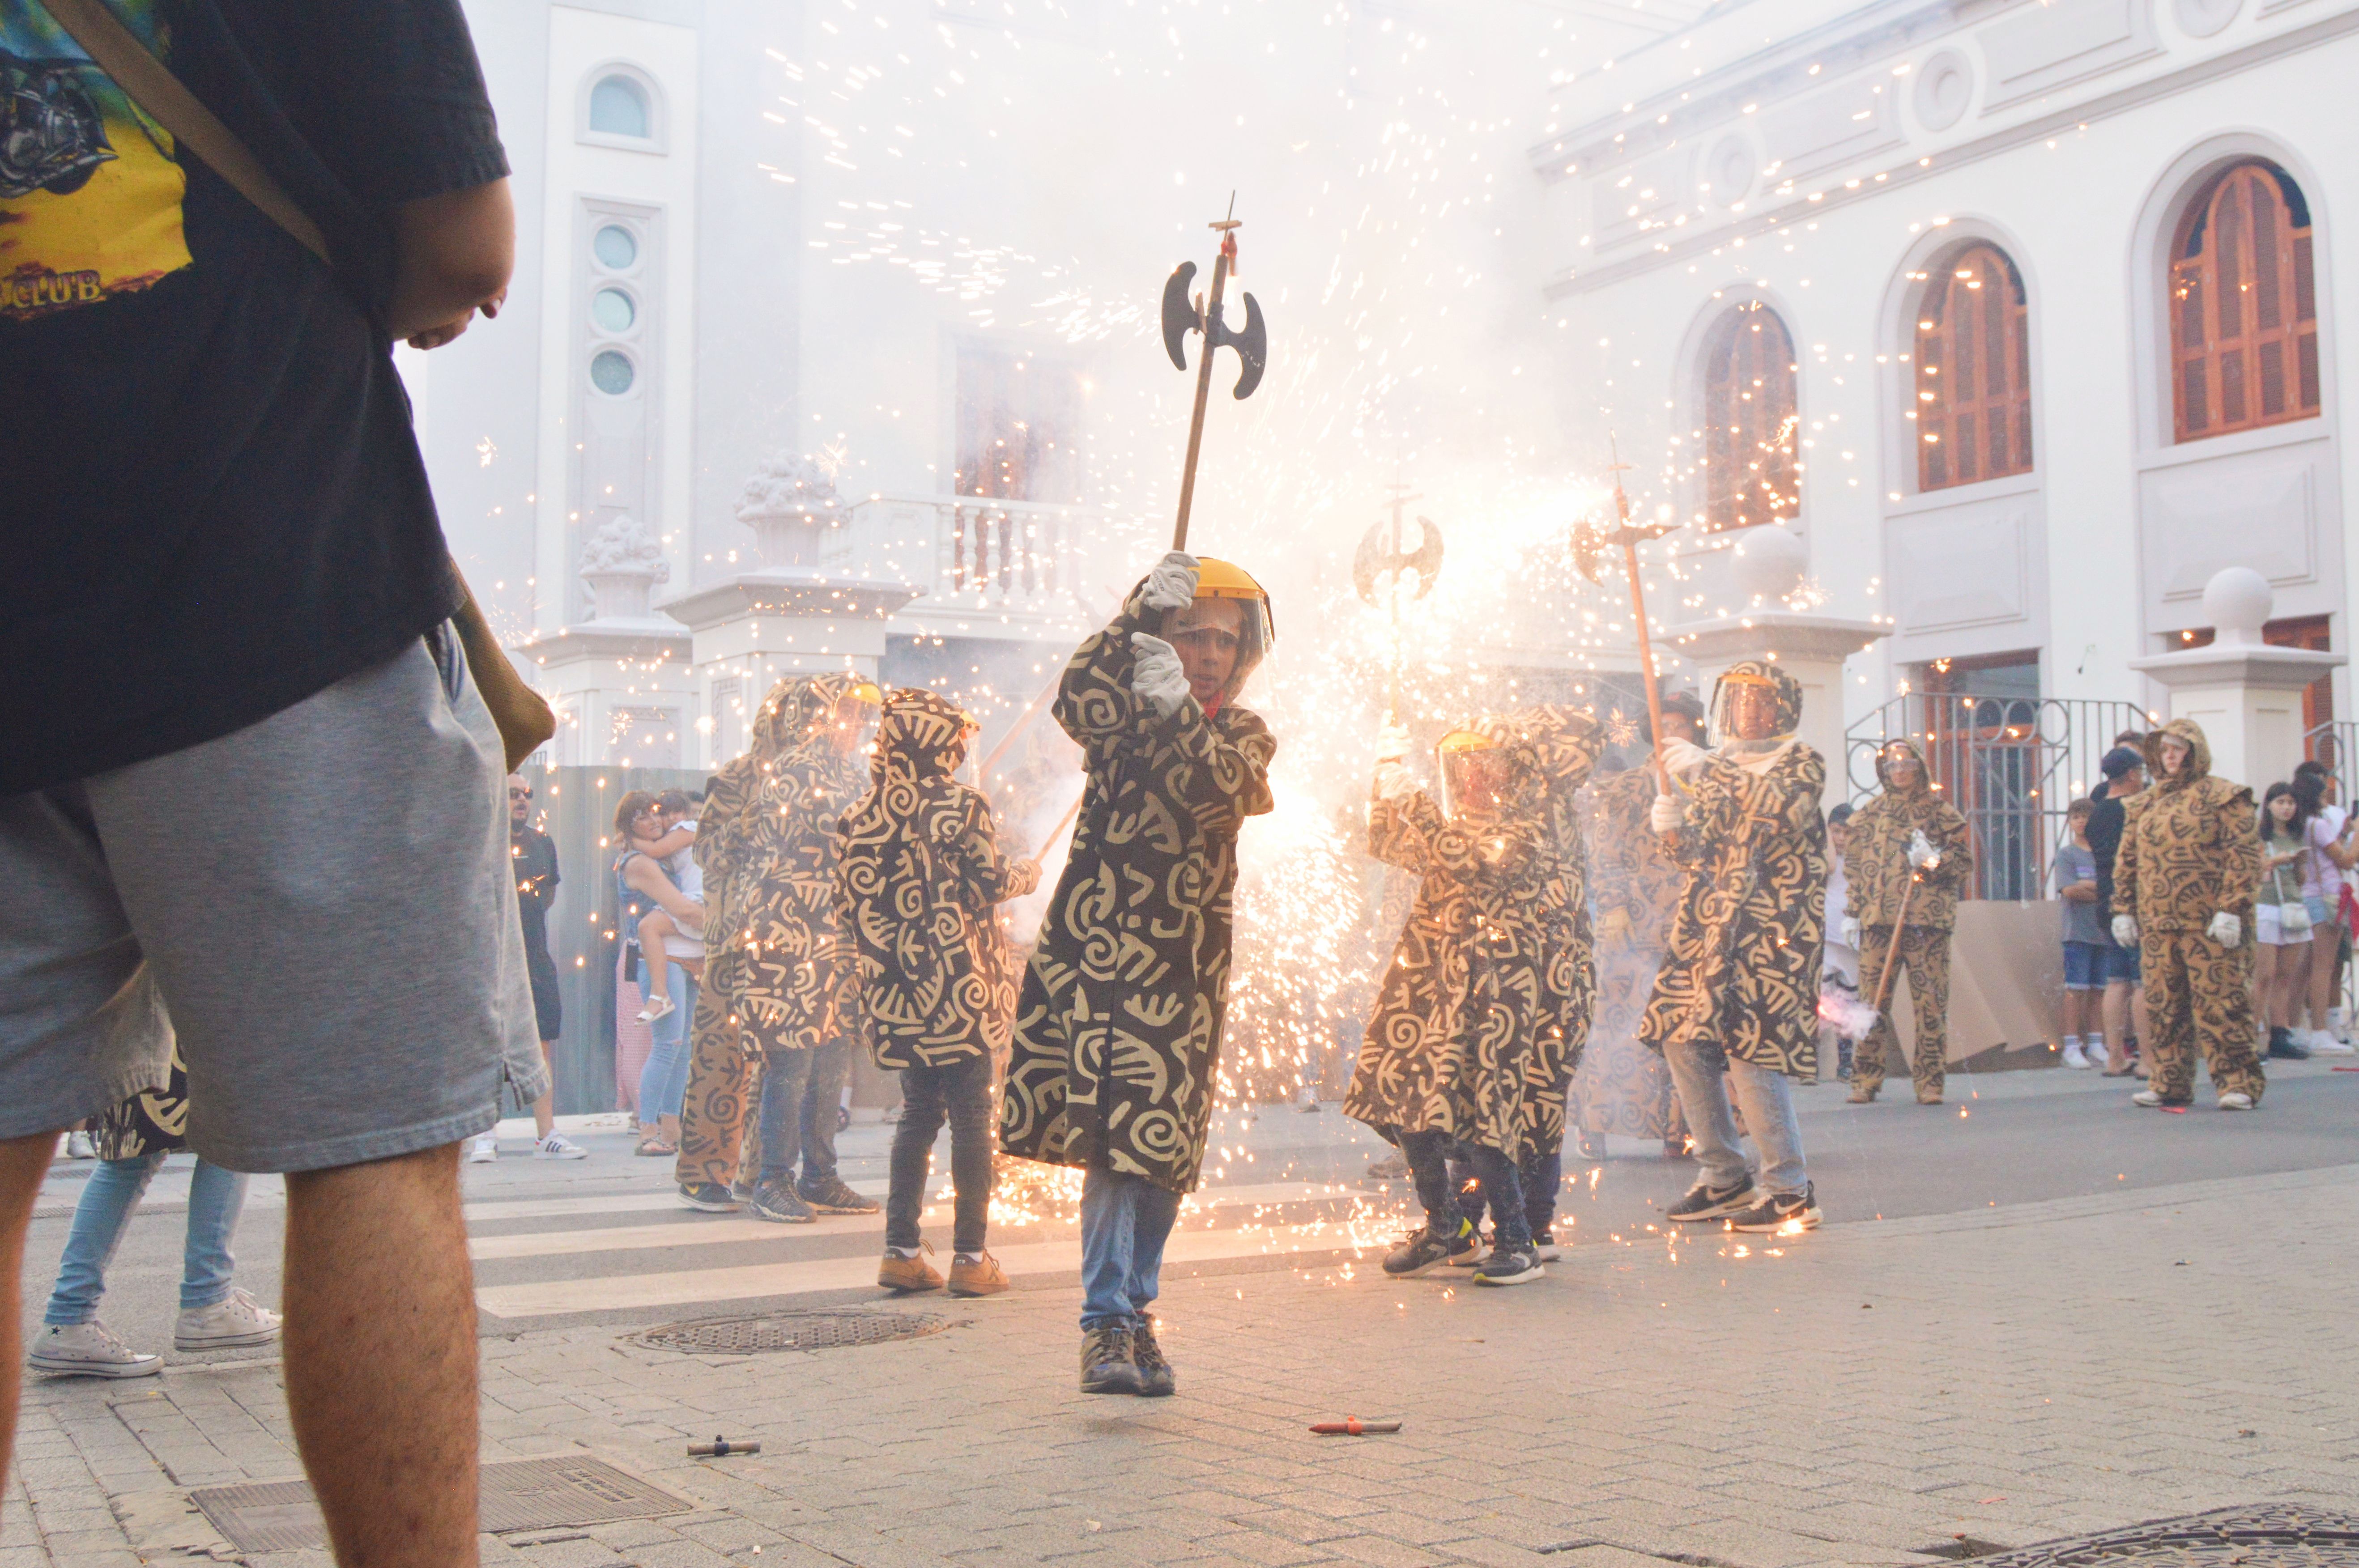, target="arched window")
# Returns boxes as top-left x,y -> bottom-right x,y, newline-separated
588,74 -> 651,139
1700,302 -> 1799,532
2171,160 -> 2319,442
1914,243 -> 2032,490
